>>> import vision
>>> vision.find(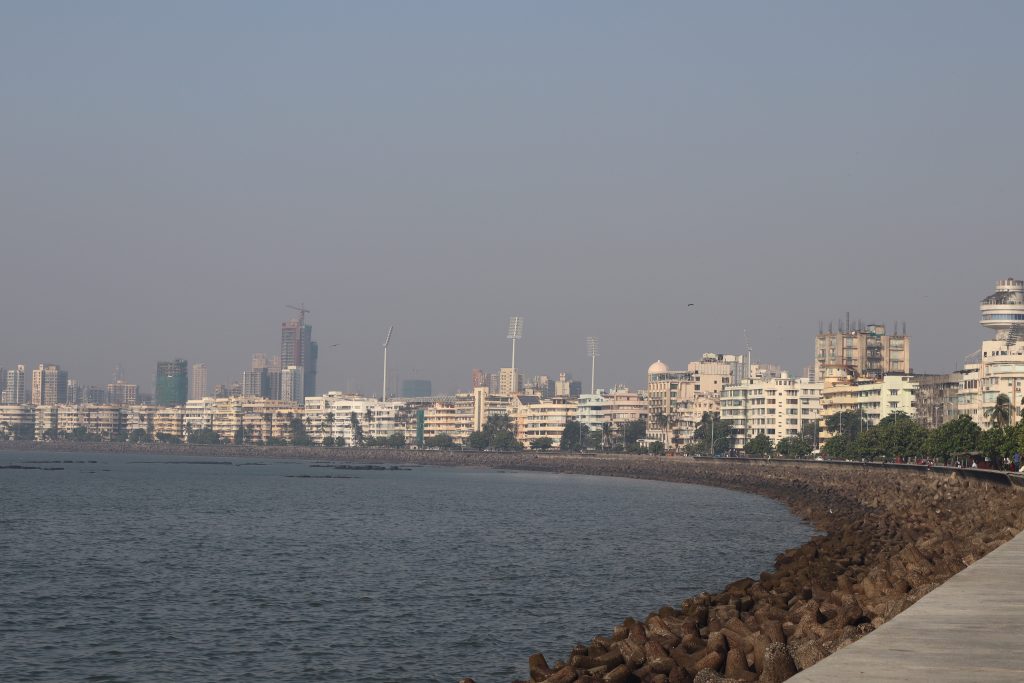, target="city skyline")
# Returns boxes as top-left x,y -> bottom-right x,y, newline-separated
0,290 -> 1002,397
2,3 -> 1022,394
